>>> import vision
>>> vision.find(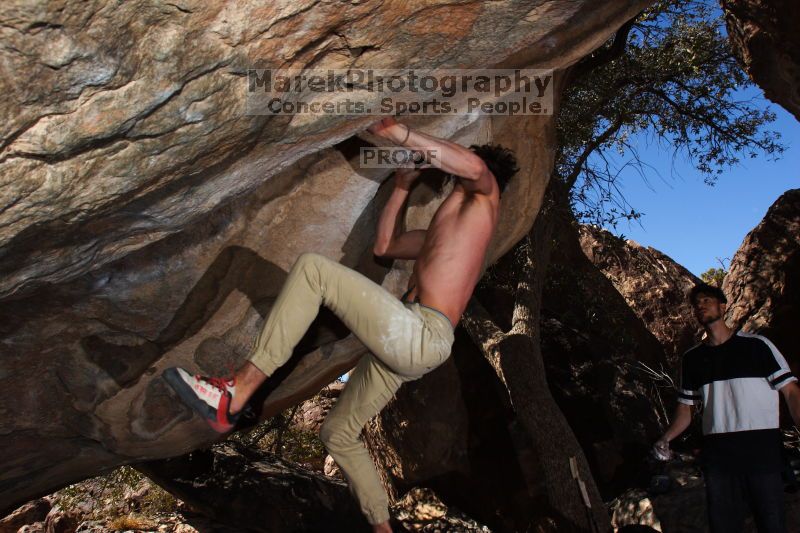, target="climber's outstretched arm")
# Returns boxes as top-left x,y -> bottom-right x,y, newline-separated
368,118 -> 493,195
